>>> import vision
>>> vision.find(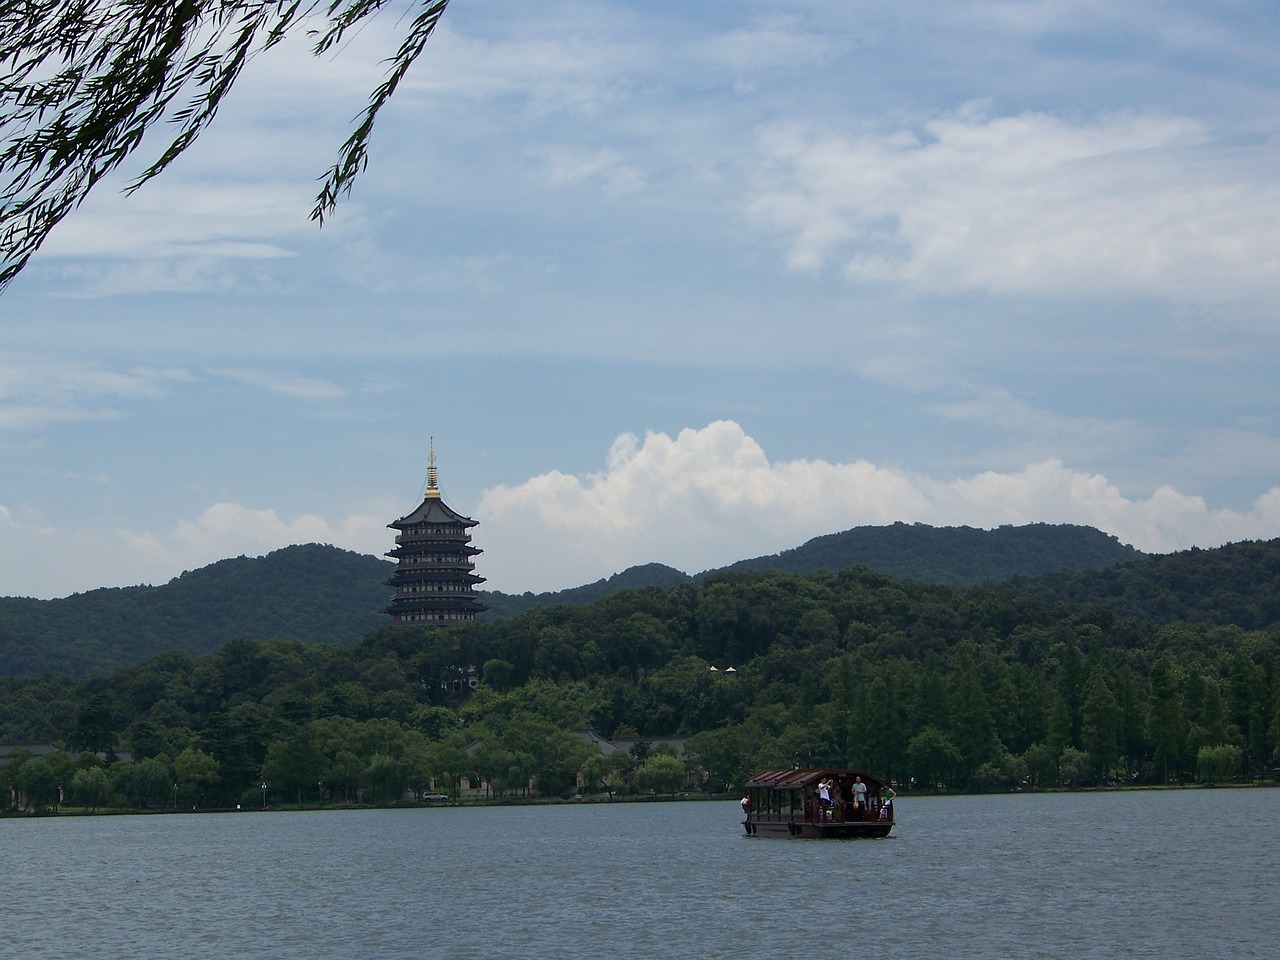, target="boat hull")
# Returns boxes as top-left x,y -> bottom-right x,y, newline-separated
743,818 -> 893,839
